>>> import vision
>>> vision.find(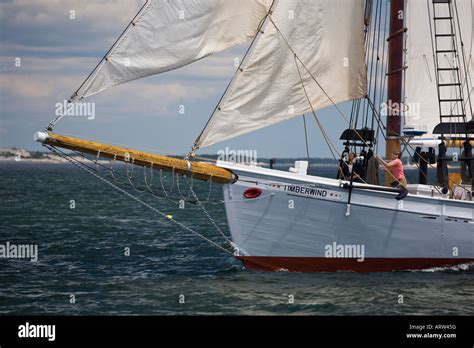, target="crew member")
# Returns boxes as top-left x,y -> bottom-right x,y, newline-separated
376,152 -> 407,188
340,152 -> 365,183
